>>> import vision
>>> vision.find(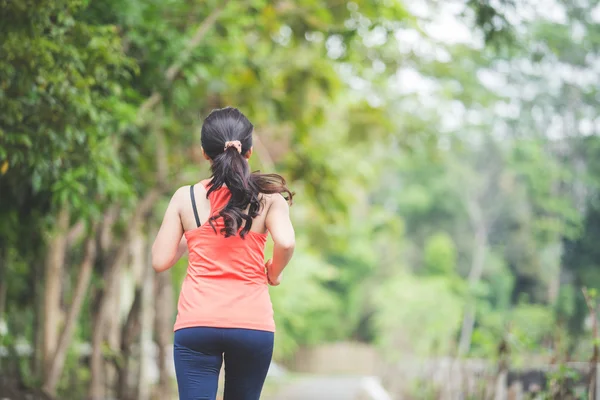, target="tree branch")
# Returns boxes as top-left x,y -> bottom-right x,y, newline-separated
42,206 -> 70,377
136,1 -> 231,122
164,1 -> 230,83
43,234 -> 97,396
